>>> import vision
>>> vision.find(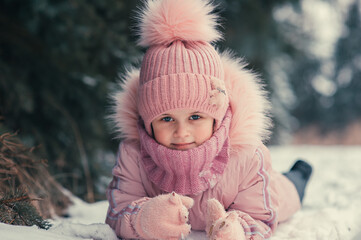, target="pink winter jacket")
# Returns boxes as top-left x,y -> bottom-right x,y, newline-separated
106,52 -> 301,239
